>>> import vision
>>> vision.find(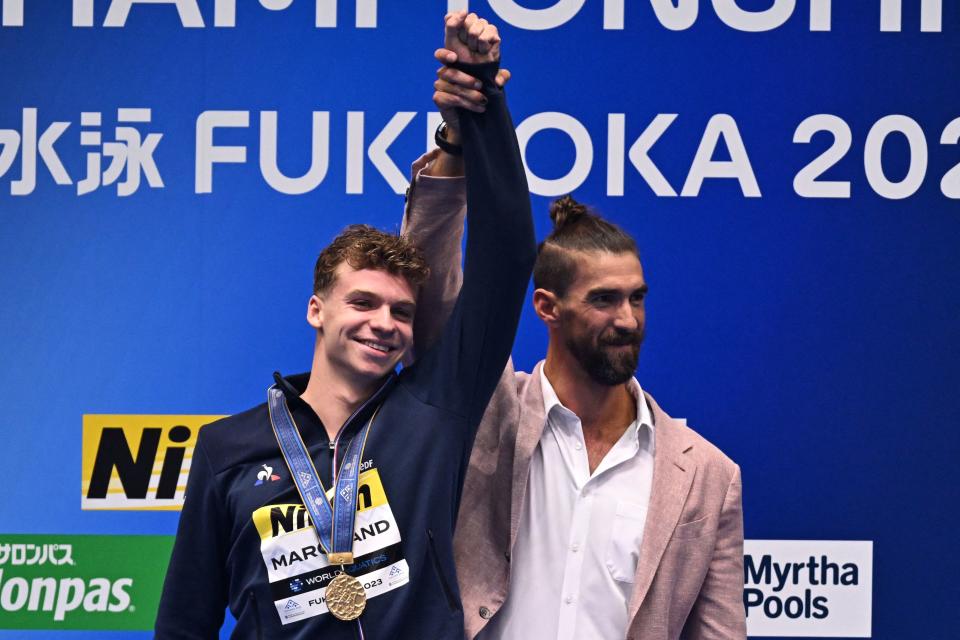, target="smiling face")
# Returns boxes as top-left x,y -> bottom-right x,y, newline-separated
541,250 -> 647,386
308,263 -> 417,389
